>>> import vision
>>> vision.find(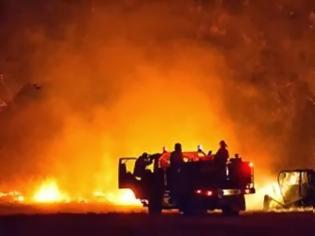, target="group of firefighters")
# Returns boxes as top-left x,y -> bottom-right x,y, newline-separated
132,141 -> 232,207
133,141 -> 230,179
170,141 -> 229,171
